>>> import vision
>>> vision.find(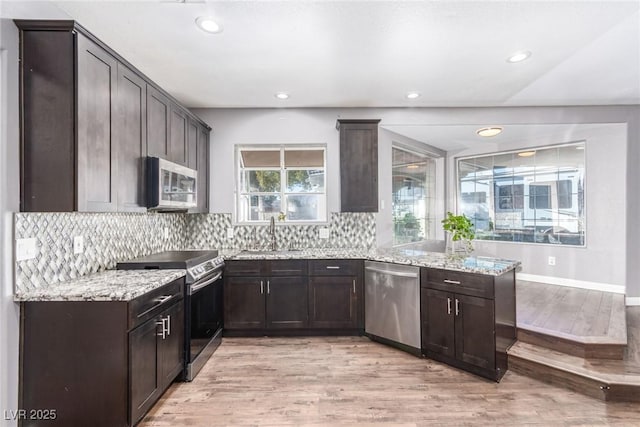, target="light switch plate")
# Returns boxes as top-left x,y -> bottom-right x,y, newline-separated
227,228 -> 234,239
16,238 -> 37,261
548,256 -> 556,266
73,235 -> 84,255
319,228 -> 330,239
